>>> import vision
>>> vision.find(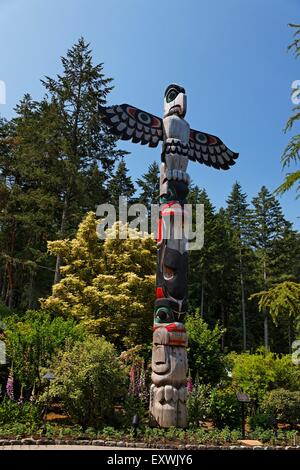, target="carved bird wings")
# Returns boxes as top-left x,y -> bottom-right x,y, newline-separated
99,104 -> 239,170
